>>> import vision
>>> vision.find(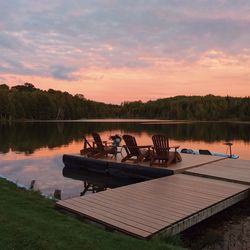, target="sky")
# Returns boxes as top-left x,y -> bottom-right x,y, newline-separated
0,0 -> 250,104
